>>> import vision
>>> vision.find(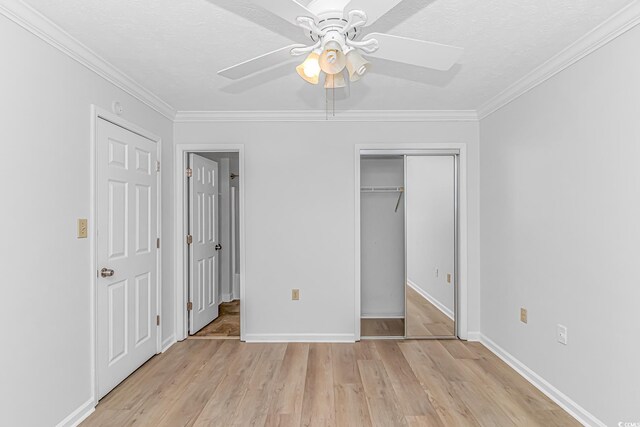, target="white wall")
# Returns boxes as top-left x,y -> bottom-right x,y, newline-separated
360,158 -> 405,318
406,156 -> 455,316
175,120 -> 481,340
480,23 -> 640,426
0,15 -> 174,427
